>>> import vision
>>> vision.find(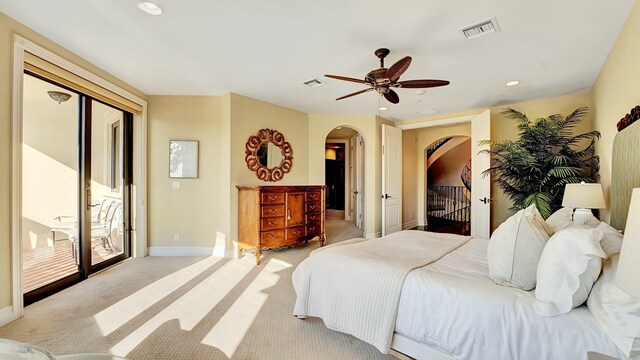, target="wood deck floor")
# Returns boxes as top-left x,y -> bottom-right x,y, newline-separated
23,239 -> 122,294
